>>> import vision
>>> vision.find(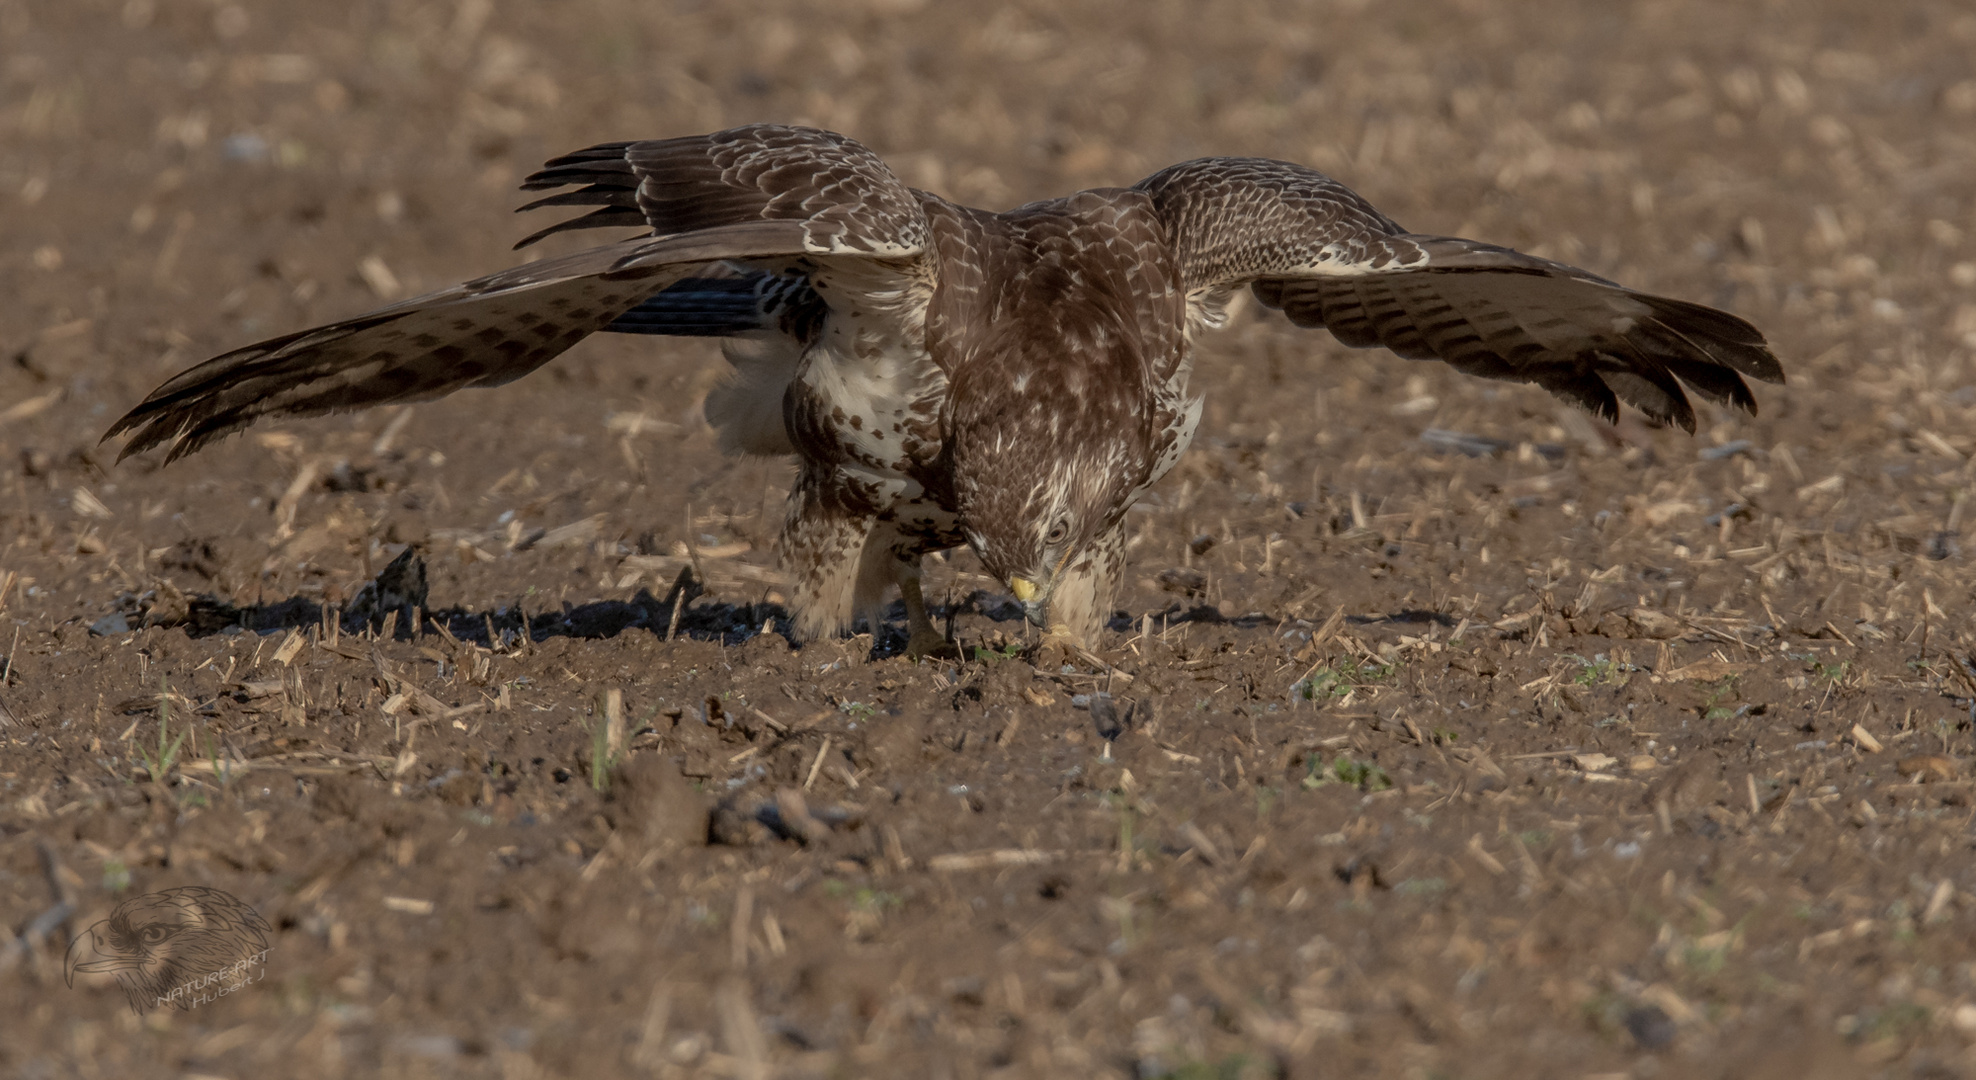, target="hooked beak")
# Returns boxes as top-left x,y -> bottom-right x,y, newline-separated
1008,576 -> 1049,628
66,928 -> 145,978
